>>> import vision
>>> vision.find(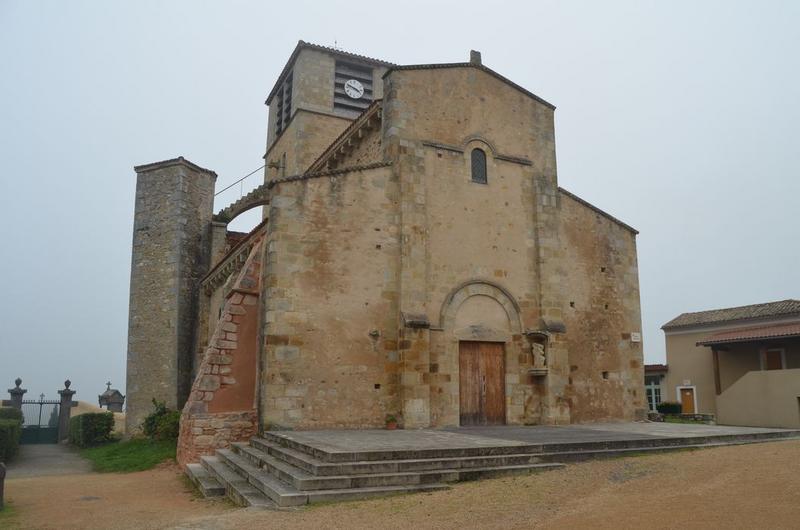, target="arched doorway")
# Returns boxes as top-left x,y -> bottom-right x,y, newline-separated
440,281 -> 523,426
